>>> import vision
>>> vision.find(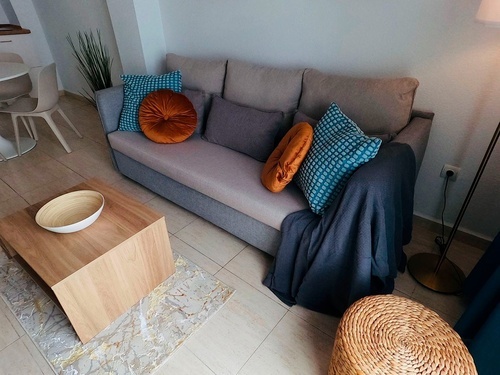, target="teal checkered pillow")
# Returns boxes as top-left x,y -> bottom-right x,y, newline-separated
119,71 -> 182,132
296,103 -> 382,215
